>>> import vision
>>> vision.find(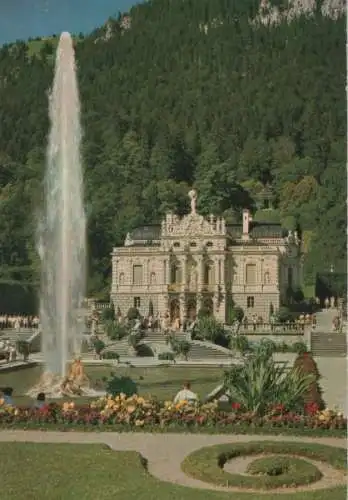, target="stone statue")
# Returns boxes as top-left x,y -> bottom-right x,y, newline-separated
188,189 -> 197,214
